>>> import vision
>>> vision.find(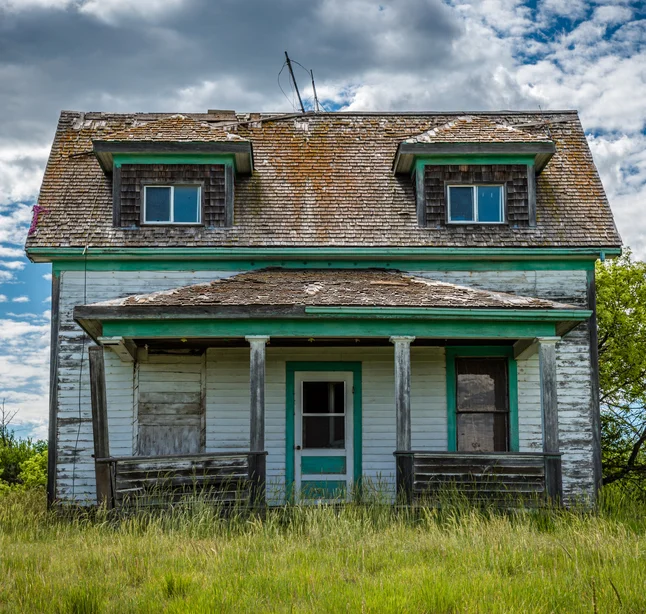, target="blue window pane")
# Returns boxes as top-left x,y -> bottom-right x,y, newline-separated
173,186 -> 200,223
449,187 -> 474,221
477,186 -> 502,222
145,187 -> 170,222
